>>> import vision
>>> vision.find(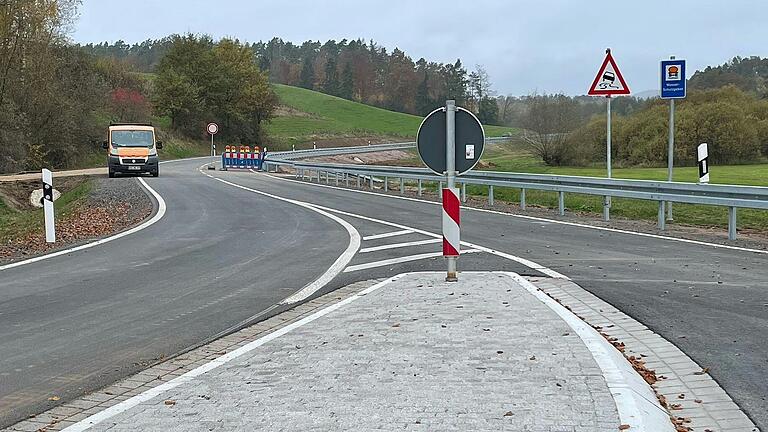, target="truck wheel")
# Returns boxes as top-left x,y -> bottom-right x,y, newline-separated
152,169 -> 159,177
108,169 -> 115,178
